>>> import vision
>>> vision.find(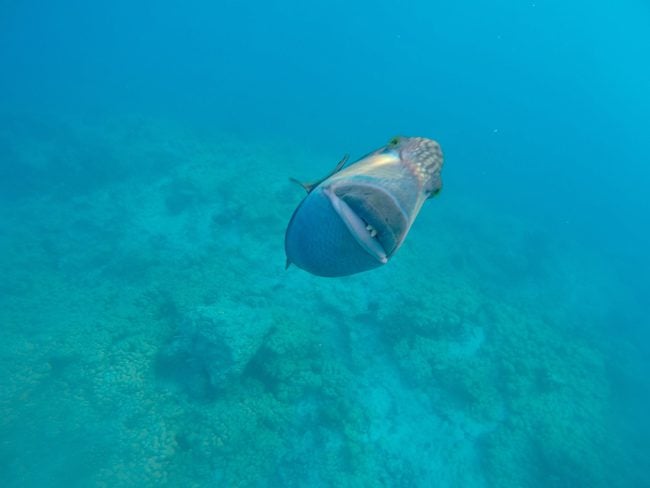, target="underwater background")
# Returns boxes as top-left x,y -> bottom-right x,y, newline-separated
1,0 -> 649,486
